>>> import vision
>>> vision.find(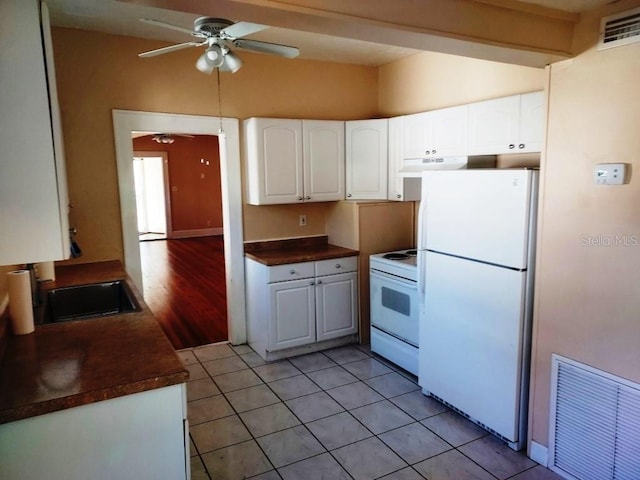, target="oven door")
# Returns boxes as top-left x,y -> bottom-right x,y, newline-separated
370,269 -> 419,346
